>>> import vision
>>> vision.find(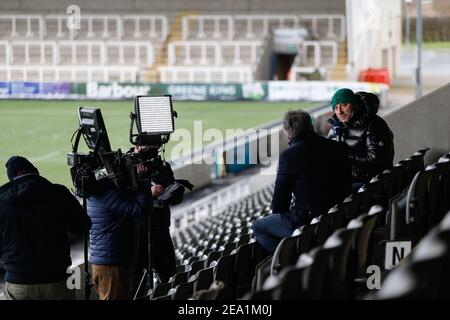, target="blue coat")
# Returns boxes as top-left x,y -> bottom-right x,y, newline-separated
272,132 -> 352,227
87,184 -> 150,265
